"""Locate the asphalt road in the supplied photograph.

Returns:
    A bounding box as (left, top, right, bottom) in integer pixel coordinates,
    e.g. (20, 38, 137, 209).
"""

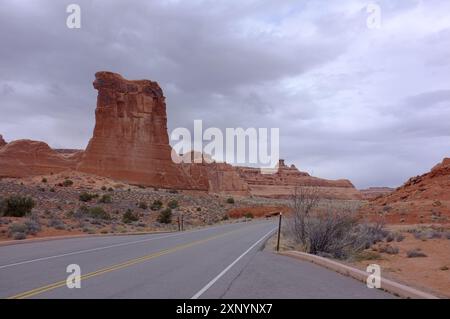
(0, 220, 393, 299)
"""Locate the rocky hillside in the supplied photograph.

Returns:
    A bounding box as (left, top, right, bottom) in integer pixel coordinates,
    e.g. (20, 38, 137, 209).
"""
(361, 158, 450, 224)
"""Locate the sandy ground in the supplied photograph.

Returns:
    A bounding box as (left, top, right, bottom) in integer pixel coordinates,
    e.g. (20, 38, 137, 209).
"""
(349, 227, 450, 298)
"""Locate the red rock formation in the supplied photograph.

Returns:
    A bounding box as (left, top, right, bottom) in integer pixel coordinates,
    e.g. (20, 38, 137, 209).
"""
(180, 151, 249, 195)
(236, 160, 362, 200)
(0, 135, 6, 148)
(0, 140, 74, 178)
(361, 158, 450, 224)
(359, 187, 394, 200)
(77, 71, 203, 190)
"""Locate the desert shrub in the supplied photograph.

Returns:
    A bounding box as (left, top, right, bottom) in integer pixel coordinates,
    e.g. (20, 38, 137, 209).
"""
(222, 215, 229, 221)
(287, 187, 389, 259)
(8, 223, 28, 236)
(157, 208, 172, 224)
(407, 248, 427, 258)
(395, 233, 405, 242)
(48, 216, 66, 229)
(62, 179, 73, 187)
(151, 200, 163, 211)
(13, 232, 27, 240)
(122, 209, 139, 224)
(98, 194, 112, 204)
(41, 178, 48, 183)
(24, 219, 41, 235)
(354, 251, 381, 262)
(386, 233, 395, 242)
(0, 195, 35, 217)
(49, 188, 55, 192)
(108, 187, 114, 192)
(197, 207, 201, 212)
(244, 212, 254, 219)
(226, 197, 235, 204)
(168, 200, 179, 209)
(79, 192, 98, 202)
(378, 244, 399, 255)
(101, 186, 107, 191)
(138, 201, 148, 210)
(88, 207, 110, 220)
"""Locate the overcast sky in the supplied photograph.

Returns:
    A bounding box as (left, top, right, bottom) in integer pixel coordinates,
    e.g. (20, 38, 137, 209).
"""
(1, 0, 449, 189)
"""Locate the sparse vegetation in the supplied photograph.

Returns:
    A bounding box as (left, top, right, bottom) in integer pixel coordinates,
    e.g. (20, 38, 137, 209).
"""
(226, 197, 235, 204)
(79, 192, 98, 202)
(407, 248, 427, 258)
(0, 195, 35, 217)
(88, 206, 110, 220)
(138, 201, 148, 209)
(157, 208, 172, 224)
(98, 194, 112, 204)
(151, 200, 163, 211)
(62, 179, 74, 187)
(244, 212, 254, 219)
(41, 178, 47, 183)
(287, 187, 389, 259)
(168, 199, 179, 209)
(122, 209, 139, 224)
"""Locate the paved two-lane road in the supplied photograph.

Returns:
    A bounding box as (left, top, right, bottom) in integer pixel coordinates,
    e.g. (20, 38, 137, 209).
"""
(0, 221, 393, 298)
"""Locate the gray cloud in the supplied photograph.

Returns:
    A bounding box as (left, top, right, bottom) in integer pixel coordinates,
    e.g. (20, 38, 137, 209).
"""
(0, 0, 449, 188)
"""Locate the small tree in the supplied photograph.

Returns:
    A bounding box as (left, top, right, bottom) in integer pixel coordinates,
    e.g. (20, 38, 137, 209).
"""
(289, 187, 320, 245)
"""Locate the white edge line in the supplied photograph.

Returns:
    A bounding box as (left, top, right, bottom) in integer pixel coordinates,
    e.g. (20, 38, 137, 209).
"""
(191, 227, 276, 299)
(0, 222, 255, 270)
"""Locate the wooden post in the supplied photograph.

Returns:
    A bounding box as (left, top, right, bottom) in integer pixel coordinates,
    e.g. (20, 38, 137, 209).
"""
(276, 212, 282, 252)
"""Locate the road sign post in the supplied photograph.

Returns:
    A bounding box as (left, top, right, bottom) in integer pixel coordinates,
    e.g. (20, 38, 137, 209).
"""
(276, 212, 282, 252)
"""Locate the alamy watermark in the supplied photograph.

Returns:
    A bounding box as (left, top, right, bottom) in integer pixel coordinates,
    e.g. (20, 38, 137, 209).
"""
(366, 264, 381, 289)
(66, 264, 81, 289)
(170, 120, 280, 174)
(66, 4, 81, 29)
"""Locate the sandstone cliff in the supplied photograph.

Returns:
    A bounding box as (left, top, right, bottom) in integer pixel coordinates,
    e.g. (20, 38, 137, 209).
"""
(0, 140, 74, 178)
(77, 71, 203, 190)
(361, 158, 450, 224)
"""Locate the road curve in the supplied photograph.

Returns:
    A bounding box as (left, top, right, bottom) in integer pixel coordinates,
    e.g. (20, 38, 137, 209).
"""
(0, 221, 393, 299)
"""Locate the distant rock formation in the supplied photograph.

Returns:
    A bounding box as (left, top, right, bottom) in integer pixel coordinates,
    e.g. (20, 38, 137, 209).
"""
(361, 158, 450, 224)
(236, 159, 362, 200)
(77, 71, 204, 190)
(0, 140, 74, 178)
(0, 135, 6, 148)
(359, 187, 394, 200)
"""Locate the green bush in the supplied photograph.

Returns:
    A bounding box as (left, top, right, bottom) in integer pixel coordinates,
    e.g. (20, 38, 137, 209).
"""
(138, 201, 148, 209)
(151, 200, 163, 211)
(244, 212, 254, 219)
(79, 192, 98, 202)
(226, 197, 235, 204)
(0, 195, 35, 217)
(122, 209, 139, 224)
(88, 207, 110, 220)
(62, 179, 73, 187)
(168, 200, 179, 209)
(157, 208, 172, 224)
(98, 194, 112, 204)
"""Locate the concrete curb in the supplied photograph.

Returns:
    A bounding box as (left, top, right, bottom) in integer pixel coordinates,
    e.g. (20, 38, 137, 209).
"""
(0, 230, 175, 247)
(279, 250, 439, 299)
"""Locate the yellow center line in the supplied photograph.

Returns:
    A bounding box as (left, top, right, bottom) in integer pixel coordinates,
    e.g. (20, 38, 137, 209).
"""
(7, 224, 258, 299)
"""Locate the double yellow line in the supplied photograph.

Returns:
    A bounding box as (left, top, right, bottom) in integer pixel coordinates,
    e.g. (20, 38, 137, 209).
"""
(7, 226, 246, 299)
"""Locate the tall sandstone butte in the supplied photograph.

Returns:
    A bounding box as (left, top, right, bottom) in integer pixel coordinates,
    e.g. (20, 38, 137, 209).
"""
(77, 71, 206, 190)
